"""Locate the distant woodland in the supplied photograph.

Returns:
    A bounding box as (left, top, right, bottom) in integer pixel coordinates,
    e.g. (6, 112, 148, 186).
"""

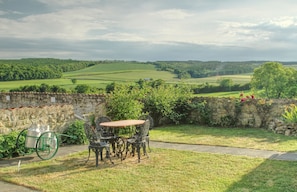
(0, 58, 99, 81)
(154, 61, 259, 78)
(1, 58, 297, 81)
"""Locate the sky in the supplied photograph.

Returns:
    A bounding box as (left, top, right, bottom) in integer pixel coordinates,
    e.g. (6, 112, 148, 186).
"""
(1, 0, 297, 61)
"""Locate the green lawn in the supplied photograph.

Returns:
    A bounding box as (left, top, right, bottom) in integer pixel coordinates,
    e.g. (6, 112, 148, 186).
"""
(1, 125, 297, 191)
(150, 125, 297, 152)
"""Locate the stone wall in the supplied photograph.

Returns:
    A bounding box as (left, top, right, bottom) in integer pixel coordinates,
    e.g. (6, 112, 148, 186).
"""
(1, 92, 297, 136)
(0, 105, 74, 134)
(0, 92, 107, 134)
(0, 92, 106, 115)
(190, 97, 297, 134)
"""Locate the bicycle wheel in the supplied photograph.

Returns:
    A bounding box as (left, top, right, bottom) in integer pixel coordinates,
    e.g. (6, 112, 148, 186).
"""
(36, 131, 58, 160)
(15, 128, 35, 155)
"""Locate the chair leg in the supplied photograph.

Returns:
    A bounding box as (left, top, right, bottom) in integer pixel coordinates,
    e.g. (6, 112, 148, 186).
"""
(115, 137, 125, 161)
(110, 141, 116, 155)
(131, 144, 136, 156)
(105, 147, 114, 164)
(144, 143, 149, 159)
(86, 147, 91, 163)
(100, 150, 103, 161)
(143, 143, 146, 156)
(95, 148, 99, 167)
(137, 144, 141, 163)
(146, 137, 151, 152)
(124, 142, 130, 160)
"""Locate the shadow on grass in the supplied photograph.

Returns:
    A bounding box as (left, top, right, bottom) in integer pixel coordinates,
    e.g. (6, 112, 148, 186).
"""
(0, 156, 35, 168)
(225, 156, 297, 191)
(15, 154, 118, 177)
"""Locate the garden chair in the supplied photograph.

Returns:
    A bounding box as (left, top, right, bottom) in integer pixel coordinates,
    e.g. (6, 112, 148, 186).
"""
(139, 114, 154, 152)
(95, 116, 124, 160)
(95, 116, 116, 141)
(125, 120, 150, 163)
(84, 122, 113, 167)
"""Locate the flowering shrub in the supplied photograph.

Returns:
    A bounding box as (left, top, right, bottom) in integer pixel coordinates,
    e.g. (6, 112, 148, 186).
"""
(282, 104, 297, 123)
(239, 92, 255, 102)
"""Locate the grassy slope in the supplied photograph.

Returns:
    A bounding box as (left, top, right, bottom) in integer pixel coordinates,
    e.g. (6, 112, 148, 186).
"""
(0, 62, 177, 91)
(0, 62, 252, 94)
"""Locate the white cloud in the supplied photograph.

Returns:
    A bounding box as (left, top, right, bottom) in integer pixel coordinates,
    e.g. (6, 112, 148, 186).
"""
(268, 17, 297, 28)
(0, 7, 107, 40)
(1, 0, 297, 61)
(151, 9, 192, 20)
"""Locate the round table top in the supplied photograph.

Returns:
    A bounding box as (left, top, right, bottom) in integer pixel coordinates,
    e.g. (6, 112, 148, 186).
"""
(99, 119, 145, 127)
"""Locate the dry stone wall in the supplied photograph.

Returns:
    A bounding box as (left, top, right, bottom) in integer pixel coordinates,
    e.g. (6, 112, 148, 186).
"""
(1, 92, 297, 136)
(0, 92, 106, 115)
(0, 105, 74, 134)
(0, 92, 107, 134)
(190, 97, 297, 135)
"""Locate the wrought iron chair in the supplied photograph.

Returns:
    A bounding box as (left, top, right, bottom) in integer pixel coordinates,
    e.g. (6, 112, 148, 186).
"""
(139, 114, 154, 130)
(84, 122, 113, 167)
(139, 114, 154, 152)
(95, 116, 125, 161)
(125, 120, 150, 163)
(95, 116, 115, 140)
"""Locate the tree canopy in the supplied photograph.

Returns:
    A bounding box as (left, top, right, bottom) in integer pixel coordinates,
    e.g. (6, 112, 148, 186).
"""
(251, 62, 297, 98)
(0, 58, 96, 81)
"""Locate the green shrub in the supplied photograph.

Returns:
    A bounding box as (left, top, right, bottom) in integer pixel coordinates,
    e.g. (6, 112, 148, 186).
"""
(188, 99, 212, 125)
(106, 84, 144, 120)
(0, 131, 20, 158)
(62, 120, 87, 145)
(282, 104, 297, 123)
(106, 81, 193, 126)
(143, 85, 192, 125)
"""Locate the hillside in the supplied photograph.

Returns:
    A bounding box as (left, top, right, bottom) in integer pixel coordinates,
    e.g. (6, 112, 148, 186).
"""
(1, 59, 295, 92)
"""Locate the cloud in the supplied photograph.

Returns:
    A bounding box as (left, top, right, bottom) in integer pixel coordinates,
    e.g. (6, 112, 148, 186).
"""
(1, 0, 297, 61)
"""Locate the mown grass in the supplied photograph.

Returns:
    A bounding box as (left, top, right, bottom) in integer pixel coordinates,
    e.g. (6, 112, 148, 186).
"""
(2, 149, 297, 192)
(150, 125, 297, 152)
(1, 125, 297, 191)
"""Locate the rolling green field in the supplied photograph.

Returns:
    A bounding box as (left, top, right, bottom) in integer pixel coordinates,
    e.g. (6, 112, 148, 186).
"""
(180, 74, 252, 85)
(0, 62, 252, 92)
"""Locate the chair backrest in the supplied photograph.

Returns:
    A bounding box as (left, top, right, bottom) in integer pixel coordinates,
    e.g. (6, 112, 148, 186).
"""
(139, 114, 154, 130)
(95, 116, 113, 136)
(84, 123, 98, 144)
(135, 120, 150, 142)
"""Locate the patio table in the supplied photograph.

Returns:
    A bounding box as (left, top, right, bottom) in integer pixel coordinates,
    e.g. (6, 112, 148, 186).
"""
(99, 119, 145, 128)
(99, 119, 145, 160)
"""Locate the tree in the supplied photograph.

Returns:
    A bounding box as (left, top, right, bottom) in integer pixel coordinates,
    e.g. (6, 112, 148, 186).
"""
(75, 84, 90, 93)
(217, 78, 233, 91)
(106, 82, 116, 93)
(39, 83, 51, 92)
(251, 62, 293, 98)
(71, 79, 77, 84)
